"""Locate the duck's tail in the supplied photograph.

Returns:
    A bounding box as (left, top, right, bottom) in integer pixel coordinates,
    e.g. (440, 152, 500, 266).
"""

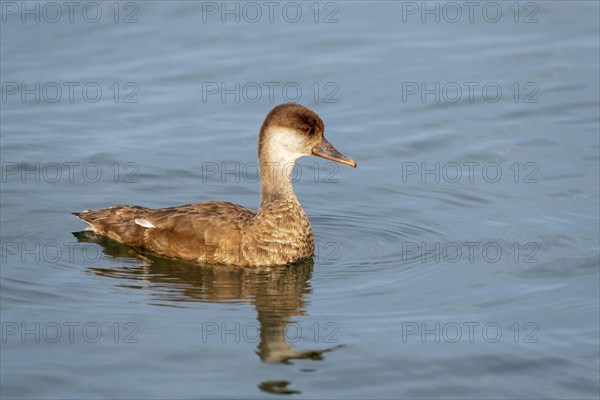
(72, 206, 148, 246)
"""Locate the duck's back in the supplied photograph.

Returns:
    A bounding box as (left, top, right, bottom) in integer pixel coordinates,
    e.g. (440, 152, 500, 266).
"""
(75, 202, 256, 264)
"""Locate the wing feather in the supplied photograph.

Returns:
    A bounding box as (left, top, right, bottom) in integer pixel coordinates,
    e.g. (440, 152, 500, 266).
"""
(75, 202, 256, 264)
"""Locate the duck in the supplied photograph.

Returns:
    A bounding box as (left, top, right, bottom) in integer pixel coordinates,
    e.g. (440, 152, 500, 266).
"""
(73, 103, 356, 267)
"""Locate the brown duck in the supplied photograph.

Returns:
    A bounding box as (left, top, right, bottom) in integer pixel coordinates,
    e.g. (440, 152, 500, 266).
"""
(73, 103, 356, 267)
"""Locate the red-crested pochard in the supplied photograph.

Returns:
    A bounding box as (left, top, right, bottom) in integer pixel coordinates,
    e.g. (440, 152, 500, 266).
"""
(74, 103, 356, 266)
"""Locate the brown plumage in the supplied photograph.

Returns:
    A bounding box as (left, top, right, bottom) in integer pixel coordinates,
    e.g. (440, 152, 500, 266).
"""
(74, 103, 356, 267)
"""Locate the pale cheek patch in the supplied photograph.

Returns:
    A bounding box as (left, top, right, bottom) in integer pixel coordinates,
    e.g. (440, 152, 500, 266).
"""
(134, 218, 155, 228)
(267, 128, 306, 162)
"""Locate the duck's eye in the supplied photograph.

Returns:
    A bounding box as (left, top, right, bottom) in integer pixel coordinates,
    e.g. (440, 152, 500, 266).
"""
(301, 125, 311, 133)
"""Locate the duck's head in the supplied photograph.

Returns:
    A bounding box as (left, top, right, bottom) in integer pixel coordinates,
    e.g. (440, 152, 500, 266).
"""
(258, 103, 356, 168)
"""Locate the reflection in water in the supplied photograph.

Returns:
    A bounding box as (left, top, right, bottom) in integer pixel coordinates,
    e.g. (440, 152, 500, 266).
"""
(258, 380, 301, 395)
(74, 231, 344, 394)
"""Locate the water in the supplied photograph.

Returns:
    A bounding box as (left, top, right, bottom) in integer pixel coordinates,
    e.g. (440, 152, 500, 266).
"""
(1, 1, 599, 398)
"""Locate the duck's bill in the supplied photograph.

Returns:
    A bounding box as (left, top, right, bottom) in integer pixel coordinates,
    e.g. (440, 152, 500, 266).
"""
(312, 138, 357, 168)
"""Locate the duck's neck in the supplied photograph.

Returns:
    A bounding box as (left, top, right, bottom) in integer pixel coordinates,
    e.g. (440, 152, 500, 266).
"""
(258, 156, 299, 210)
(256, 126, 307, 212)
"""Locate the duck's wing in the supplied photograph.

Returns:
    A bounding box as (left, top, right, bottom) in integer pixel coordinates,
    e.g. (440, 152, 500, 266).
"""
(74, 202, 256, 264)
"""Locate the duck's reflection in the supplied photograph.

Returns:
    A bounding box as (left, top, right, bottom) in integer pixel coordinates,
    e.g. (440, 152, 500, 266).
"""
(74, 231, 342, 393)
